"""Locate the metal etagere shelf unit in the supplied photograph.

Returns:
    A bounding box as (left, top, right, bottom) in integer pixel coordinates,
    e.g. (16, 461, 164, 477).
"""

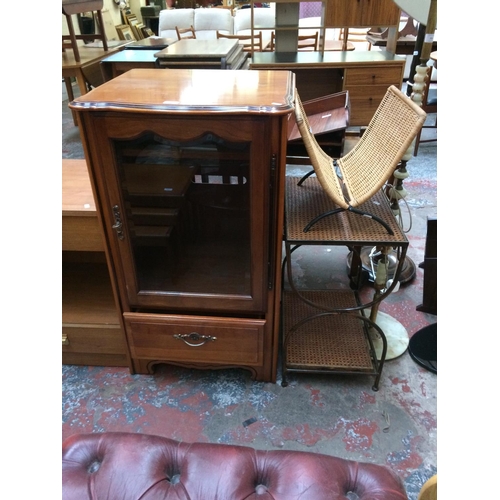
(281, 176, 408, 390)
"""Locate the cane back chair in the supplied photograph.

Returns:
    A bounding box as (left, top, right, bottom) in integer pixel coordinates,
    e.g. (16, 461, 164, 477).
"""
(294, 85, 426, 234)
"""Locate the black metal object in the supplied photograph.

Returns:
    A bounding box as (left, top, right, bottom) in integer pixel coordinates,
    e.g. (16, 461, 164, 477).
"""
(408, 323, 437, 373)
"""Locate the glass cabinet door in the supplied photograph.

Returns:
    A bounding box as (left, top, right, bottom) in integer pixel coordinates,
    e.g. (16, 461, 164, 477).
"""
(95, 115, 274, 313)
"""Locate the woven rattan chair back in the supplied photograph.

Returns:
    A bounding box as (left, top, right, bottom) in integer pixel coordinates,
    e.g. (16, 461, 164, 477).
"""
(294, 85, 426, 232)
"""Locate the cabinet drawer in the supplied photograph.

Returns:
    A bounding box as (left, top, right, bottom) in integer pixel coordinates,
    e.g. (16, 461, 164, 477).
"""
(347, 86, 392, 125)
(344, 66, 403, 87)
(62, 325, 128, 366)
(62, 325, 126, 354)
(124, 312, 265, 366)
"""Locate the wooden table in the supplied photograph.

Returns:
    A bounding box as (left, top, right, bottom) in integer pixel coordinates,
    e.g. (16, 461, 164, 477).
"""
(366, 34, 437, 55)
(63, 44, 131, 98)
(124, 37, 176, 50)
(101, 50, 159, 82)
(63, 44, 129, 124)
(155, 39, 248, 69)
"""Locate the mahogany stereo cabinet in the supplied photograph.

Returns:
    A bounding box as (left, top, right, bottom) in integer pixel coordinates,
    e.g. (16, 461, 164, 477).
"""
(69, 69, 294, 382)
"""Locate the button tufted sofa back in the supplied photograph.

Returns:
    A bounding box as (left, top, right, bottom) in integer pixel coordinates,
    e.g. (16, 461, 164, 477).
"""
(62, 432, 408, 499)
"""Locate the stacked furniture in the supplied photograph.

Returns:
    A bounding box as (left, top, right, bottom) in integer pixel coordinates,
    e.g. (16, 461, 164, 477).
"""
(155, 38, 249, 69)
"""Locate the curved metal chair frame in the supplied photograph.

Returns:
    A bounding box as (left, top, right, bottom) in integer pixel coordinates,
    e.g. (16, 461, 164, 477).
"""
(294, 85, 426, 234)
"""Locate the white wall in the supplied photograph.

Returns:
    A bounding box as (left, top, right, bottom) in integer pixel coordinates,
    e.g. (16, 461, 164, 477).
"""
(62, 0, 147, 41)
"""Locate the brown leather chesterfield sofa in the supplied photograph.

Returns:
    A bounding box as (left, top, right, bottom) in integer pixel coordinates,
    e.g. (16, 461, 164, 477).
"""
(62, 432, 408, 499)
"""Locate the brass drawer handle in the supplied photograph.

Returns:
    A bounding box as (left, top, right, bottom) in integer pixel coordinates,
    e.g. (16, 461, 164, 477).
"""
(173, 332, 217, 347)
(62, 334, 69, 346)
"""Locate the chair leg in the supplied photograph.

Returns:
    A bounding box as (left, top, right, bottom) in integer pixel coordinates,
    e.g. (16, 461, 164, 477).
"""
(64, 13, 80, 62)
(95, 9, 108, 51)
(413, 130, 422, 156)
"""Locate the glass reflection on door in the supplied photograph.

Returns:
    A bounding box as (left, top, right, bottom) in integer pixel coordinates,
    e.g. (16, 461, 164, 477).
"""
(114, 132, 251, 297)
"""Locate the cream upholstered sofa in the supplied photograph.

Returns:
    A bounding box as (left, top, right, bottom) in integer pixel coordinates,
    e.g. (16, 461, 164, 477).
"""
(158, 6, 344, 50)
(158, 5, 276, 46)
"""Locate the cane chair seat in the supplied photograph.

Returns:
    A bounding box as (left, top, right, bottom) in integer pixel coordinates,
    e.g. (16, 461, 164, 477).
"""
(294, 85, 426, 233)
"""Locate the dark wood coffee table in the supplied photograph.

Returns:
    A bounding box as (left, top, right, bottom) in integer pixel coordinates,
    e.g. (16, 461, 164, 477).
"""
(155, 39, 248, 69)
(124, 37, 177, 50)
(101, 50, 159, 82)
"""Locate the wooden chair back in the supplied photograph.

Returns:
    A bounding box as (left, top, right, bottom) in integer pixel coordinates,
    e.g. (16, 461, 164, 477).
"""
(413, 64, 437, 155)
(216, 31, 263, 52)
(270, 32, 319, 51)
(175, 25, 196, 40)
(339, 27, 371, 51)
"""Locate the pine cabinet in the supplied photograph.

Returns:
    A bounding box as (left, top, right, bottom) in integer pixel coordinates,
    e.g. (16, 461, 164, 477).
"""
(69, 68, 294, 382)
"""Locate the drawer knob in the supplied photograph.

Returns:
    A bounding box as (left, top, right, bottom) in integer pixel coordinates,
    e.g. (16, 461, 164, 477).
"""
(174, 332, 217, 347)
(62, 334, 70, 346)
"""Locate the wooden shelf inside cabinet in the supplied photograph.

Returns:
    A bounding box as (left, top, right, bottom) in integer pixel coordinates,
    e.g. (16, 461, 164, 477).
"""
(62, 159, 128, 367)
(62, 260, 128, 367)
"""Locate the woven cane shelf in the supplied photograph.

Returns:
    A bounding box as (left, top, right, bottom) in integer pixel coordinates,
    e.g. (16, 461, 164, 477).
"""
(281, 176, 408, 390)
(285, 176, 407, 246)
(283, 290, 375, 372)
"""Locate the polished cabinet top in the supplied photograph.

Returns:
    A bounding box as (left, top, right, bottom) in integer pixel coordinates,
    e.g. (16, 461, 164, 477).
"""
(70, 69, 295, 115)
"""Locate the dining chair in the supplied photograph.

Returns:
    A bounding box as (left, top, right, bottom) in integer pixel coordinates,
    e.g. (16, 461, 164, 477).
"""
(339, 27, 371, 51)
(175, 25, 196, 40)
(293, 85, 426, 233)
(216, 31, 263, 52)
(270, 32, 319, 51)
(413, 65, 437, 156)
(62, 0, 108, 63)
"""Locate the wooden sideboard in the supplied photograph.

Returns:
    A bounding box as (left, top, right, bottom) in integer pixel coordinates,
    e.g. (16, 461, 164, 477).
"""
(249, 50, 405, 126)
(68, 69, 294, 382)
(62, 159, 129, 368)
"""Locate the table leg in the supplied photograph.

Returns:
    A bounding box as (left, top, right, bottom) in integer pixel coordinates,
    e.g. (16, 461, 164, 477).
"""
(64, 77, 74, 102)
(95, 9, 109, 52)
(74, 68, 89, 97)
